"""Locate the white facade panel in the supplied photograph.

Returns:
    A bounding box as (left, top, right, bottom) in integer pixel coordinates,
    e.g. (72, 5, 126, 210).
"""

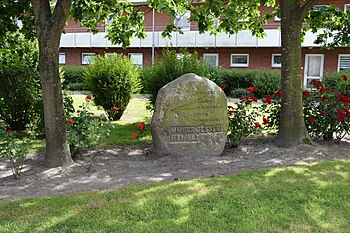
(195, 32, 216, 47)
(236, 31, 258, 47)
(258, 30, 281, 47)
(60, 29, 331, 48)
(215, 33, 236, 47)
(75, 33, 92, 47)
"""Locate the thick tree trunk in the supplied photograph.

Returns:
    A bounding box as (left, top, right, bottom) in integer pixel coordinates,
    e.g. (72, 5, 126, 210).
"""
(32, 0, 74, 167)
(39, 41, 73, 167)
(274, 0, 312, 147)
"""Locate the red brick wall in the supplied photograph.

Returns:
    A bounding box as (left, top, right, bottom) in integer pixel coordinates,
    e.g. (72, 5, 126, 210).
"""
(60, 46, 350, 75)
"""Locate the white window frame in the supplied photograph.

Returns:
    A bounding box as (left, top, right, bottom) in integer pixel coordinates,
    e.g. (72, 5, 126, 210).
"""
(345, 4, 350, 12)
(59, 53, 66, 65)
(271, 54, 281, 68)
(230, 54, 249, 67)
(338, 54, 350, 71)
(203, 53, 219, 67)
(304, 54, 324, 89)
(175, 10, 191, 31)
(128, 53, 143, 68)
(82, 53, 96, 65)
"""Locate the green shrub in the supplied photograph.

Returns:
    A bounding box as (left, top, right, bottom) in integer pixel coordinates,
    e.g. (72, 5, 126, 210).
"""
(62, 66, 86, 90)
(0, 48, 42, 130)
(324, 71, 350, 97)
(84, 54, 139, 120)
(66, 98, 111, 155)
(229, 88, 250, 98)
(216, 69, 281, 99)
(141, 49, 216, 106)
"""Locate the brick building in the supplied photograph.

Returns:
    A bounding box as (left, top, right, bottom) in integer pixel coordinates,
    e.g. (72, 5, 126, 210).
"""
(59, 0, 350, 88)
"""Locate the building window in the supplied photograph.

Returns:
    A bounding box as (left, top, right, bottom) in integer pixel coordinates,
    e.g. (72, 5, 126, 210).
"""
(175, 10, 191, 30)
(313, 5, 328, 12)
(345, 4, 350, 12)
(59, 53, 66, 65)
(203, 54, 219, 67)
(272, 54, 281, 68)
(338, 54, 350, 71)
(128, 53, 143, 68)
(230, 54, 249, 67)
(106, 52, 118, 59)
(82, 53, 96, 65)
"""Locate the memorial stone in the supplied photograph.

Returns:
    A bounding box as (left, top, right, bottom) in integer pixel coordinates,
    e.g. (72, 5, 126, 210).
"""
(151, 73, 228, 156)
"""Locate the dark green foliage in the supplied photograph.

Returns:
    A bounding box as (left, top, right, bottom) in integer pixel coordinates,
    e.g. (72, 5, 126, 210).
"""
(141, 49, 215, 106)
(0, 36, 41, 130)
(216, 69, 281, 99)
(324, 71, 350, 97)
(62, 66, 86, 91)
(84, 54, 139, 120)
(229, 88, 250, 98)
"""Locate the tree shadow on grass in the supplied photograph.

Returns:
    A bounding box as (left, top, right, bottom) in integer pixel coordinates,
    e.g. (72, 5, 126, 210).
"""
(1, 159, 350, 232)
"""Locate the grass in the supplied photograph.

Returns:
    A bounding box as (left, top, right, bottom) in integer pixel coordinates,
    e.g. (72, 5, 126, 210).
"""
(1, 159, 350, 232)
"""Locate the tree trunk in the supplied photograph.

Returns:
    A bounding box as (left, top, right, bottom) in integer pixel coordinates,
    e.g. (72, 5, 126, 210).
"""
(274, 0, 312, 147)
(39, 41, 73, 167)
(32, 0, 74, 167)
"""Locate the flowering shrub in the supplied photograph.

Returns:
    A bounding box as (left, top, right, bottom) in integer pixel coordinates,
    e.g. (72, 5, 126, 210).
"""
(0, 128, 28, 179)
(227, 90, 263, 147)
(66, 97, 112, 155)
(303, 78, 350, 140)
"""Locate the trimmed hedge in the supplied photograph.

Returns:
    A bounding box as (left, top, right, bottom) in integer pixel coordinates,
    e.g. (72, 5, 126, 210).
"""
(324, 71, 350, 97)
(61, 66, 86, 91)
(216, 69, 281, 99)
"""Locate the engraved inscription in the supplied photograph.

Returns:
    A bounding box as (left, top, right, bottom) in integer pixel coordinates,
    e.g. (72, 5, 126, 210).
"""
(168, 125, 224, 144)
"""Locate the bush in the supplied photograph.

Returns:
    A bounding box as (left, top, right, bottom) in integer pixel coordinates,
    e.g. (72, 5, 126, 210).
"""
(84, 54, 139, 120)
(62, 66, 86, 91)
(324, 71, 350, 97)
(141, 49, 216, 106)
(0, 127, 28, 179)
(216, 69, 281, 99)
(0, 47, 42, 130)
(303, 77, 350, 140)
(66, 98, 112, 155)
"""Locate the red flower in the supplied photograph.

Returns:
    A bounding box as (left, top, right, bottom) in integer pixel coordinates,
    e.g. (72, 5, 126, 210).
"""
(321, 111, 328, 115)
(263, 117, 269, 125)
(273, 89, 281, 97)
(132, 133, 138, 139)
(137, 123, 144, 130)
(342, 74, 348, 81)
(7, 129, 13, 133)
(113, 107, 119, 111)
(67, 119, 73, 125)
(86, 95, 92, 101)
(227, 106, 234, 109)
(219, 84, 226, 89)
(229, 110, 234, 115)
(254, 122, 261, 128)
(303, 91, 311, 97)
(263, 95, 272, 104)
(246, 87, 256, 93)
(321, 95, 328, 101)
(308, 116, 315, 124)
(337, 109, 346, 122)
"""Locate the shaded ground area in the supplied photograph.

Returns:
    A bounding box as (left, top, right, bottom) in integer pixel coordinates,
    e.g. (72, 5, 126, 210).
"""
(1, 135, 350, 200)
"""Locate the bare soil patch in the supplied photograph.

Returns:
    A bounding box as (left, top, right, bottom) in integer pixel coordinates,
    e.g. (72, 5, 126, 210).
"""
(1, 135, 350, 200)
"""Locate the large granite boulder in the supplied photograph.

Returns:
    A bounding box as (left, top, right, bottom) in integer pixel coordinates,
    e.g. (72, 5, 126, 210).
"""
(151, 73, 228, 156)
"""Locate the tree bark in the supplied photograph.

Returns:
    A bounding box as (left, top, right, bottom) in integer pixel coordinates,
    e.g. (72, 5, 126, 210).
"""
(274, 0, 316, 147)
(32, 0, 74, 167)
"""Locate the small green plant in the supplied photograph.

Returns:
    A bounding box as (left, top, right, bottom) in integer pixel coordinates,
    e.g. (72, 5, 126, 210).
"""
(0, 128, 28, 179)
(84, 54, 139, 120)
(66, 96, 112, 155)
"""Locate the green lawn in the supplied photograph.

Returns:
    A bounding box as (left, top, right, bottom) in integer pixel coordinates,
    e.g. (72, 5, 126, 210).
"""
(1, 159, 350, 232)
